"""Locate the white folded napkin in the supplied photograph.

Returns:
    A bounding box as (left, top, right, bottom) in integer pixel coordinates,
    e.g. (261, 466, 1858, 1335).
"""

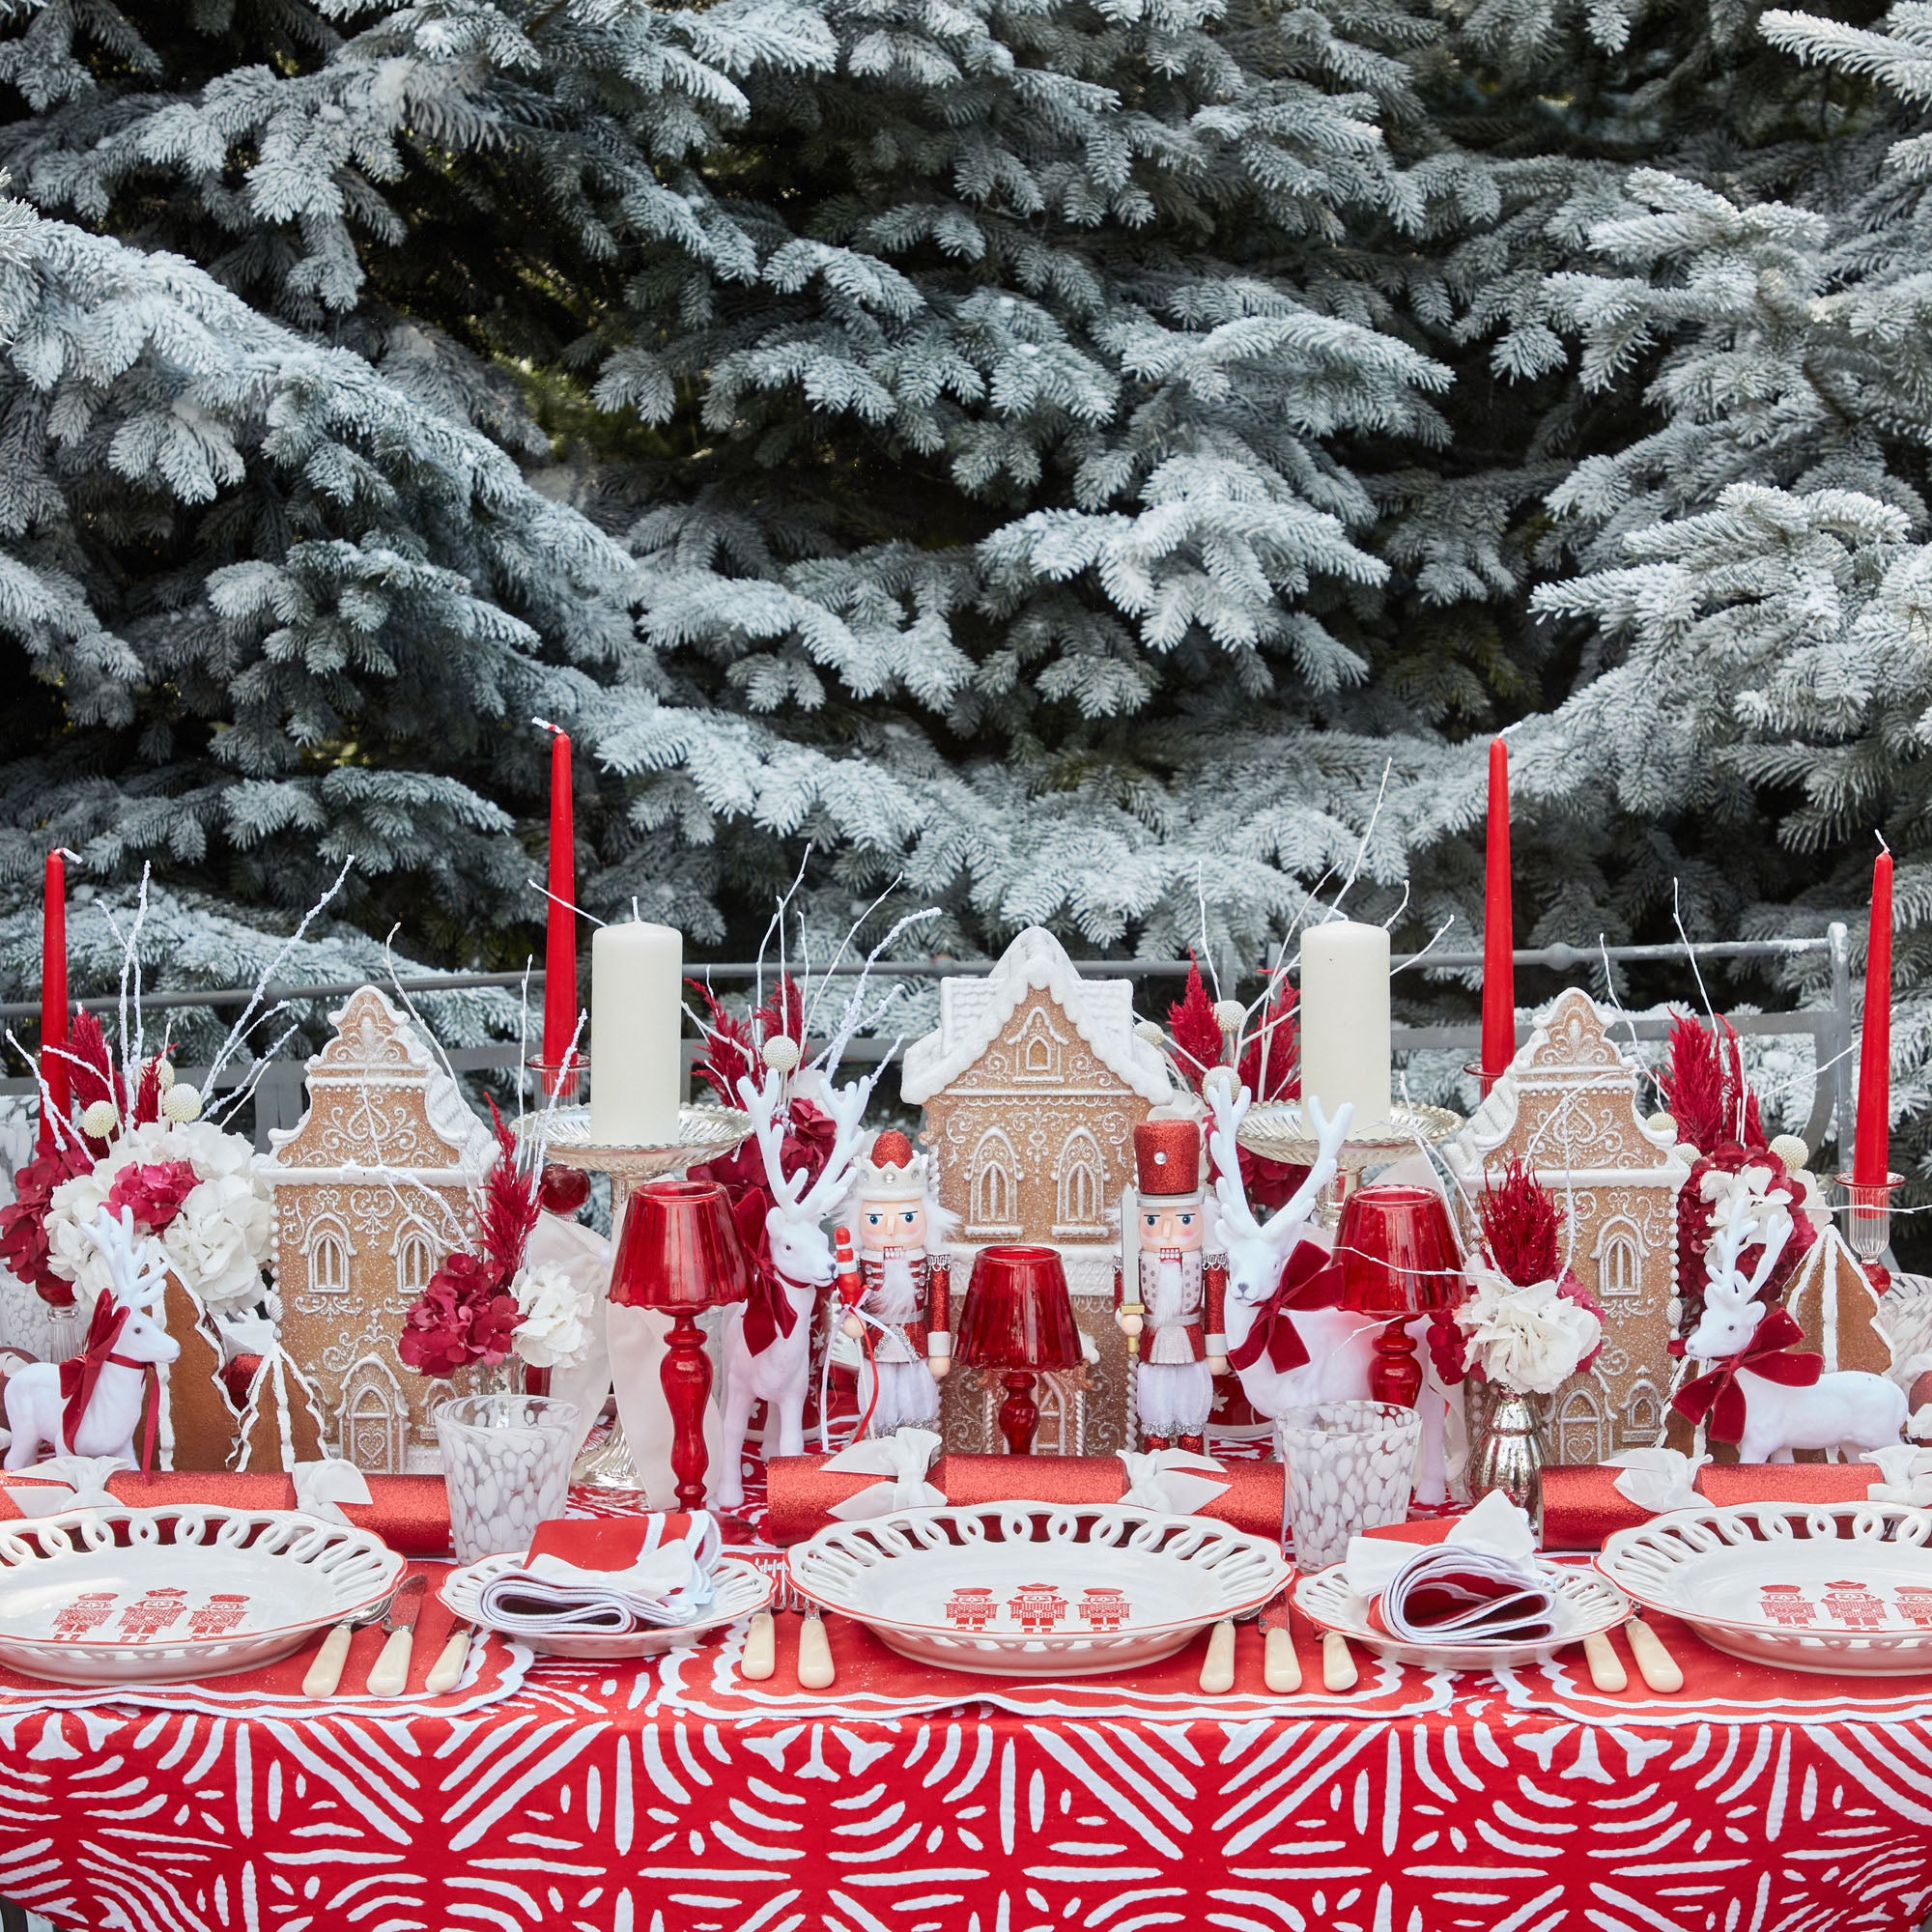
(1607, 1446, 1710, 1513)
(2, 1455, 130, 1517)
(1117, 1448, 1232, 1516)
(825, 1429, 946, 1520)
(1343, 1491, 1556, 1644)
(476, 1513, 723, 1634)
(1862, 1444, 1932, 1506)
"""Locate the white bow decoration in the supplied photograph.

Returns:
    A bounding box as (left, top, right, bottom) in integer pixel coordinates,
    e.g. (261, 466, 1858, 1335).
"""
(1117, 1448, 1232, 1517)
(1861, 1444, 1932, 1506)
(825, 1429, 946, 1520)
(1606, 1446, 1710, 1513)
(291, 1459, 374, 1524)
(4, 1455, 132, 1518)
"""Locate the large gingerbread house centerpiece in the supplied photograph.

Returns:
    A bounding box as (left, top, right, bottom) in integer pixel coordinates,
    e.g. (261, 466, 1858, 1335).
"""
(903, 927, 1174, 1453)
(1447, 987, 1691, 1463)
(266, 986, 493, 1471)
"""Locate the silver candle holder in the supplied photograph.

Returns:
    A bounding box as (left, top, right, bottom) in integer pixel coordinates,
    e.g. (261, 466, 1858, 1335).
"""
(519, 1098, 752, 1486)
(1236, 1099, 1463, 1214)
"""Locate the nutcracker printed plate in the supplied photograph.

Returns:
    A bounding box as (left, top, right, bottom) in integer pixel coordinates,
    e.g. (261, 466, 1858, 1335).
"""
(0, 1507, 404, 1685)
(439, 1552, 772, 1660)
(787, 1504, 1290, 1677)
(1599, 1502, 1932, 1673)
(1294, 1558, 1629, 1672)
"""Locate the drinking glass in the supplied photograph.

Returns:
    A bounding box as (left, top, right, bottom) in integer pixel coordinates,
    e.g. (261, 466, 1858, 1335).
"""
(437, 1393, 581, 1563)
(1276, 1400, 1420, 1571)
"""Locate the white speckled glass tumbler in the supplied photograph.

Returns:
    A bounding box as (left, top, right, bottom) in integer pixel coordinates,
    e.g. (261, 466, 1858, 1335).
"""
(1277, 1401, 1421, 1572)
(437, 1394, 581, 1563)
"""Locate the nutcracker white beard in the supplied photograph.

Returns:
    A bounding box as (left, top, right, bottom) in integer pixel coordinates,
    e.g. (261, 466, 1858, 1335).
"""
(1146, 1252, 1199, 1367)
(872, 1250, 918, 1318)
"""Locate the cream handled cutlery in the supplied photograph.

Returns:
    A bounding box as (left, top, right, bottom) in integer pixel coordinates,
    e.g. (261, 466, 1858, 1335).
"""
(302, 1622, 355, 1699)
(365, 1576, 427, 1698)
(423, 1620, 473, 1696)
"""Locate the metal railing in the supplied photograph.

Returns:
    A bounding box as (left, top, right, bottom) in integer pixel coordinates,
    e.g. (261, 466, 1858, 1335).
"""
(0, 927, 1858, 1156)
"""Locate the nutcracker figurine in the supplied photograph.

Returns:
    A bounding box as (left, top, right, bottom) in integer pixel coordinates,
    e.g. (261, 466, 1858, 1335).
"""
(838, 1130, 956, 1435)
(1114, 1118, 1229, 1452)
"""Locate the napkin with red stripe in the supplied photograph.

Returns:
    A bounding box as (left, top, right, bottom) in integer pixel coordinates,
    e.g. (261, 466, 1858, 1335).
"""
(1343, 1492, 1556, 1644)
(474, 1512, 722, 1634)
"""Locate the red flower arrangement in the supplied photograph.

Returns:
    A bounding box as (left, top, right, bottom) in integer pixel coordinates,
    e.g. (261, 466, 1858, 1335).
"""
(395, 1103, 544, 1378)
(1431, 1159, 1605, 1384)
(0, 1142, 92, 1307)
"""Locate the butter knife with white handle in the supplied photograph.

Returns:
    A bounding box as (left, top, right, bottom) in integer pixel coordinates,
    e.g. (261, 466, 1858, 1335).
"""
(302, 1622, 355, 1699)
(365, 1576, 427, 1698)
(423, 1622, 472, 1696)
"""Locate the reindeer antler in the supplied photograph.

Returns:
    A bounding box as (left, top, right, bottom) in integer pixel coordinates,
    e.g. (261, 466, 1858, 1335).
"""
(83, 1205, 171, 1311)
(1263, 1094, 1353, 1245)
(735, 1064, 881, 1221)
(1206, 1082, 1352, 1253)
(1705, 1191, 1793, 1308)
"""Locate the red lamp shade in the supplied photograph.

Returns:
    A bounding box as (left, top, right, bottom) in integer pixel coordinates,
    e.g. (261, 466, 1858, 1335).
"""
(957, 1246, 1082, 1372)
(611, 1179, 750, 1311)
(1336, 1184, 1463, 1411)
(1337, 1185, 1463, 1315)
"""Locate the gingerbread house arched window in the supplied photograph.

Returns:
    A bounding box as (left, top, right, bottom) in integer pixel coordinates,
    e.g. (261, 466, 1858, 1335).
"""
(967, 1127, 1021, 1238)
(1553, 1381, 1605, 1464)
(1054, 1127, 1106, 1237)
(306, 1216, 353, 1295)
(339, 1356, 406, 1473)
(1009, 1007, 1065, 1083)
(395, 1227, 435, 1297)
(1623, 1378, 1663, 1447)
(1594, 1217, 1644, 1301)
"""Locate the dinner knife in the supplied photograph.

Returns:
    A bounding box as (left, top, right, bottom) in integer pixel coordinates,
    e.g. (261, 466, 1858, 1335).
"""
(423, 1621, 473, 1696)
(364, 1575, 427, 1697)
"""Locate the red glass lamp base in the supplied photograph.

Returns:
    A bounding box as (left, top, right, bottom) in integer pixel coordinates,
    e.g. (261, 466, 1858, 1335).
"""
(997, 1371, 1041, 1456)
(659, 1310, 715, 1513)
(1369, 1322, 1423, 1408)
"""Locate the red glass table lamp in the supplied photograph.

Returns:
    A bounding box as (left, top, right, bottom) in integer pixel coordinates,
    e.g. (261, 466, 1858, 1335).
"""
(611, 1179, 749, 1511)
(956, 1245, 1083, 1454)
(1336, 1184, 1463, 1407)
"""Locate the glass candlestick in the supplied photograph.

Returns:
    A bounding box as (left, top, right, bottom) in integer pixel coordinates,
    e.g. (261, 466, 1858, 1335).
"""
(1836, 1171, 1902, 1264)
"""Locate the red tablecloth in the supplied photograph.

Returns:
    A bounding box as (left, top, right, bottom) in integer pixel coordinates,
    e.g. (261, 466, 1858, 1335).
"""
(6, 1465, 1932, 1931)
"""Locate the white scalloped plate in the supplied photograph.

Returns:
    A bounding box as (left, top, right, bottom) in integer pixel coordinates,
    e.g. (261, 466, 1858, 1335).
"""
(1295, 1558, 1629, 1671)
(787, 1503, 1291, 1677)
(439, 1552, 772, 1659)
(1599, 1501, 1932, 1674)
(0, 1507, 405, 1685)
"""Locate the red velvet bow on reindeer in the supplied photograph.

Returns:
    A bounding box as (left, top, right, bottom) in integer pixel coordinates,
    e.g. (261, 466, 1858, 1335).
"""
(1226, 1241, 1346, 1375)
(1671, 1307, 1822, 1446)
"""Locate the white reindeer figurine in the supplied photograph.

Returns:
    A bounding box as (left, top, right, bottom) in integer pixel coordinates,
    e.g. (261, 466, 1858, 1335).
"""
(712, 1065, 877, 1510)
(1683, 1192, 1907, 1463)
(5, 1207, 180, 1468)
(1205, 1076, 1377, 1414)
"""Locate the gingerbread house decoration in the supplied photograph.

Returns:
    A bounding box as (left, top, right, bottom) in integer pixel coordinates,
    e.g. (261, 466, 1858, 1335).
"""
(265, 986, 492, 1472)
(902, 927, 1174, 1454)
(1447, 987, 1691, 1463)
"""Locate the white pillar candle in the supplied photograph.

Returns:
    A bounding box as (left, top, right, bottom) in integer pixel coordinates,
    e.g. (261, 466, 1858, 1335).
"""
(590, 922, 684, 1146)
(1298, 919, 1390, 1126)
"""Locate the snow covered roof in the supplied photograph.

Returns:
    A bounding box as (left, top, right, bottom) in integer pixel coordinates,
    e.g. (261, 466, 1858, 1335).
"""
(901, 927, 1174, 1105)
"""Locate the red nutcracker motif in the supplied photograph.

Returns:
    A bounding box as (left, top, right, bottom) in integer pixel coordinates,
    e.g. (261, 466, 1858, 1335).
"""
(1820, 1579, 1889, 1629)
(1114, 1119, 1228, 1452)
(1079, 1587, 1131, 1632)
(51, 1591, 118, 1638)
(1755, 1583, 1817, 1627)
(838, 1132, 958, 1437)
(1008, 1582, 1068, 1633)
(117, 1588, 188, 1639)
(1893, 1587, 1932, 1629)
(945, 1586, 998, 1631)
(187, 1594, 251, 1637)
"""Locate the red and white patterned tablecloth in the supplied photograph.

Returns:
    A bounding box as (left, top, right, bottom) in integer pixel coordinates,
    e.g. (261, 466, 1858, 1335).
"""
(5, 1474, 1932, 1932)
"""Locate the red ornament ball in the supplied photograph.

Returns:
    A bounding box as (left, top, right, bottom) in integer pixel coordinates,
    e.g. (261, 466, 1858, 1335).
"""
(540, 1164, 592, 1216)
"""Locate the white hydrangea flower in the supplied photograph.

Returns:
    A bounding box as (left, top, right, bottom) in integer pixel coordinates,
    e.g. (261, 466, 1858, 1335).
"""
(510, 1260, 595, 1370)
(1455, 1270, 1602, 1396)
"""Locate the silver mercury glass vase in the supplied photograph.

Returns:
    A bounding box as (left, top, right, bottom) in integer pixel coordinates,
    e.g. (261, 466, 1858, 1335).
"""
(1469, 1388, 1548, 1531)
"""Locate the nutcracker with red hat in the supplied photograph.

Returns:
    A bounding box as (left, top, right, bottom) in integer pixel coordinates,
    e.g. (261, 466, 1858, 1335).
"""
(838, 1130, 959, 1435)
(1114, 1118, 1229, 1452)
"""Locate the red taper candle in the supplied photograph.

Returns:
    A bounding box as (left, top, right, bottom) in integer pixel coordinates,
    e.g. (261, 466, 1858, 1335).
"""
(1480, 736, 1514, 1096)
(1854, 847, 1893, 1185)
(541, 726, 579, 1090)
(39, 850, 67, 1151)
